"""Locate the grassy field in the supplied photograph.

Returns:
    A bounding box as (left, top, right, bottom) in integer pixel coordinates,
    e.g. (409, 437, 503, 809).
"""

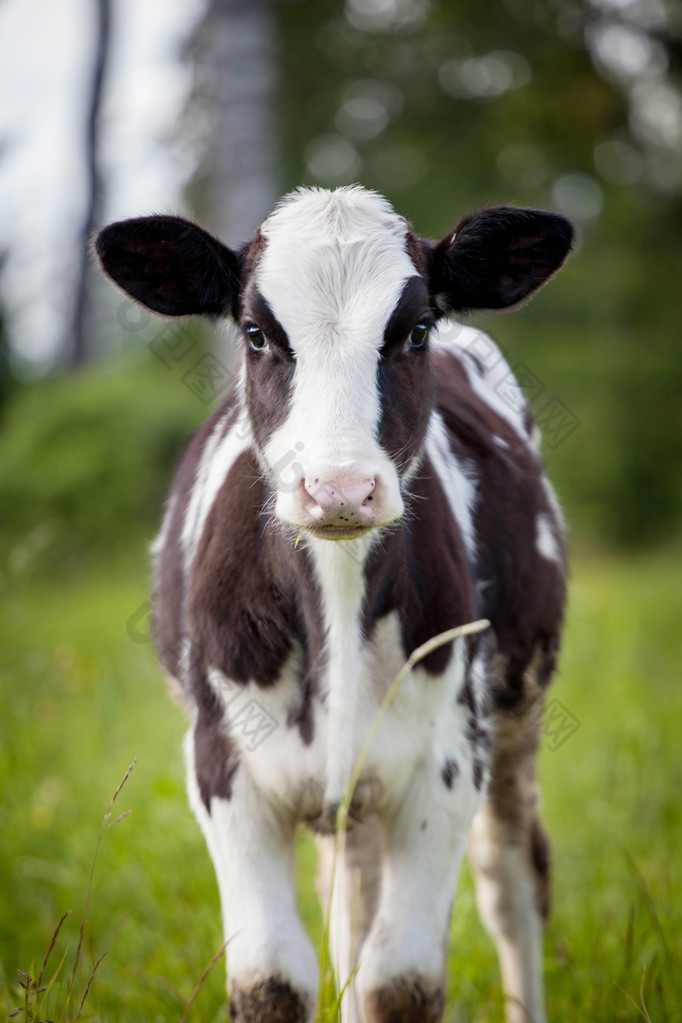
(0, 546, 680, 1022)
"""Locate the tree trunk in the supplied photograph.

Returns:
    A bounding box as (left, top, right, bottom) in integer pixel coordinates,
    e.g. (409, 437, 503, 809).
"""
(191, 0, 279, 247)
(68, 0, 111, 366)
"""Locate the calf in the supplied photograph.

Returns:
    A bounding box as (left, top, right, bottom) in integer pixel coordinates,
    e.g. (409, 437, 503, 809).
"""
(97, 186, 572, 1023)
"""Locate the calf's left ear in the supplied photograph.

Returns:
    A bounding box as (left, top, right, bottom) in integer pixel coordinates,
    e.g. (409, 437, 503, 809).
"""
(95, 215, 241, 318)
(429, 206, 574, 314)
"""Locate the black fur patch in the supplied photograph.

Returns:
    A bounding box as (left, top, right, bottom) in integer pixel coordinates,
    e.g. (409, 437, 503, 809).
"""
(364, 974, 445, 1023)
(187, 451, 315, 687)
(441, 758, 460, 790)
(229, 975, 311, 1023)
(472, 757, 485, 792)
(193, 702, 239, 811)
(362, 457, 477, 675)
(530, 817, 552, 922)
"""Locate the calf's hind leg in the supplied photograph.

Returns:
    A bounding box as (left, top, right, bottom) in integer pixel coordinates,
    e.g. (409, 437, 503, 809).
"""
(468, 685, 550, 1023)
(315, 816, 383, 1023)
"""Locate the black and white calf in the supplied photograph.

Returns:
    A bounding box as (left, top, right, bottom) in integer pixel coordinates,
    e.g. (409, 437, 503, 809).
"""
(97, 186, 572, 1023)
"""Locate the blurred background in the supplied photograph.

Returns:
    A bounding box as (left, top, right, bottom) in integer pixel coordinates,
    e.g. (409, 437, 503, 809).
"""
(0, 1, 680, 1021)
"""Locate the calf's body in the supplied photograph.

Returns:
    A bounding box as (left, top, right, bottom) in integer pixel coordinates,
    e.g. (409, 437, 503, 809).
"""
(97, 187, 572, 1023)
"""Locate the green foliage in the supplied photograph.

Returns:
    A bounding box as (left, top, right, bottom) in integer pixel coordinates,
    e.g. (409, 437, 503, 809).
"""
(0, 287, 13, 415)
(0, 552, 680, 1020)
(0, 346, 207, 572)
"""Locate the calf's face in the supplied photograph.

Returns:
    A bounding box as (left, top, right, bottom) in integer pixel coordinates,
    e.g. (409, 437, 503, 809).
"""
(96, 187, 572, 540)
(242, 190, 434, 538)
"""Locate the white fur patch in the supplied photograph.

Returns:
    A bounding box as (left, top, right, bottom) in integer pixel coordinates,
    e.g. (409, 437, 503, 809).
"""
(535, 512, 561, 565)
(150, 492, 176, 564)
(542, 476, 565, 534)
(181, 409, 252, 577)
(424, 410, 478, 561)
(308, 537, 374, 812)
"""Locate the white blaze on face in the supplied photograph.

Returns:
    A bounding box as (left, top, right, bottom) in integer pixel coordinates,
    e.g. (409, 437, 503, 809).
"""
(255, 187, 419, 528)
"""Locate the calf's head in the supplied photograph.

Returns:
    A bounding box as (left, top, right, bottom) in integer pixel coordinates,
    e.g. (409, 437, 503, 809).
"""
(96, 187, 572, 540)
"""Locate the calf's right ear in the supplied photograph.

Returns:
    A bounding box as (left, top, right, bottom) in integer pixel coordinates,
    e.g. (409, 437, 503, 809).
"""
(95, 215, 241, 318)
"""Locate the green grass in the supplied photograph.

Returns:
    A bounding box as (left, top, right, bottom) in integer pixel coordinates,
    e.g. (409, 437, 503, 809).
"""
(0, 546, 680, 1021)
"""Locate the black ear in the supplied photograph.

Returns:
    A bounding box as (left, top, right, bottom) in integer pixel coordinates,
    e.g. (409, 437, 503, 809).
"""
(430, 206, 574, 314)
(95, 215, 241, 318)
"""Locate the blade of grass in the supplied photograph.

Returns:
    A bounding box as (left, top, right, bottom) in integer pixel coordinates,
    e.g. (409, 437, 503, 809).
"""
(615, 968, 653, 1023)
(110, 756, 138, 803)
(181, 940, 230, 1023)
(38, 950, 68, 1023)
(37, 911, 71, 992)
(75, 950, 108, 1023)
(67, 757, 137, 1012)
(639, 968, 653, 1023)
(623, 849, 673, 967)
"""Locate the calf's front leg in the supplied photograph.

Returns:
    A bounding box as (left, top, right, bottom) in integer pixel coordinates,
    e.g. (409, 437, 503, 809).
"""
(185, 721, 318, 1023)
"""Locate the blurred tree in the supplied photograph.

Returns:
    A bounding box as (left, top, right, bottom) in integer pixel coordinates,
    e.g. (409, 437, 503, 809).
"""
(67, 0, 112, 366)
(185, 0, 279, 246)
(0, 263, 13, 416)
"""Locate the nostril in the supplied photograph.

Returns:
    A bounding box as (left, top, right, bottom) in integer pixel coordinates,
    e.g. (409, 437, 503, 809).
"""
(362, 480, 376, 506)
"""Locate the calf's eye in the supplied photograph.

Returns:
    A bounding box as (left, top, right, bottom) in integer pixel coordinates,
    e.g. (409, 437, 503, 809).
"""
(408, 323, 429, 350)
(245, 325, 267, 351)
